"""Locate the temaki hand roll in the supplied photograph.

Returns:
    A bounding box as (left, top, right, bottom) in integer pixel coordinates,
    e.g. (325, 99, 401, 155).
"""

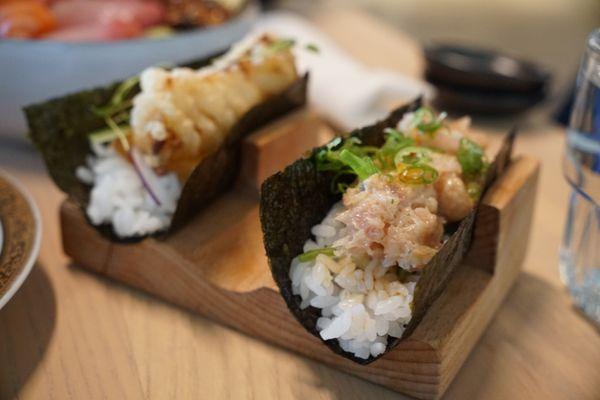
(260, 99, 515, 363)
(26, 34, 308, 240)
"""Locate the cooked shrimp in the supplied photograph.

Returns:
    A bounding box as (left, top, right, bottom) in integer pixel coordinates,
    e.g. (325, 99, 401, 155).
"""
(398, 112, 486, 155)
(434, 172, 474, 222)
(130, 34, 298, 181)
(429, 152, 462, 175)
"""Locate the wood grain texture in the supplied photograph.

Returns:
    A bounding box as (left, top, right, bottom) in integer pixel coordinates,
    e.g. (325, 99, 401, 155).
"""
(60, 105, 539, 400)
(238, 109, 335, 194)
(2, 7, 600, 400)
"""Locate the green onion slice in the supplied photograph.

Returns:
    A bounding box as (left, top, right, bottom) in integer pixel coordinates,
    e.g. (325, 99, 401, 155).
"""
(91, 76, 139, 118)
(457, 137, 486, 177)
(298, 247, 335, 262)
(338, 149, 380, 181)
(103, 117, 130, 151)
(413, 108, 447, 134)
(268, 38, 296, 53)
(383, 127, 404, 139)
(394, 146, 432, 166)
(377, 128, 414, 168)
(466, 181, 483, 200)
(89, 127, 120, 145)
(305, 43, 320, 53)
(398, 164, 439, 185)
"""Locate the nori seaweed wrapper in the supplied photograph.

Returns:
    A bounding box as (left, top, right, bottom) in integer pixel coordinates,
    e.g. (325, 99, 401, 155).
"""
(25, 52, 308, 242)
(260, 99, 516, 364)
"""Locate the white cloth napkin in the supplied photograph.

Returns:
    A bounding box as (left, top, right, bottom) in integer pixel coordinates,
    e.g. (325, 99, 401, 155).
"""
(254, 12, 433, 130)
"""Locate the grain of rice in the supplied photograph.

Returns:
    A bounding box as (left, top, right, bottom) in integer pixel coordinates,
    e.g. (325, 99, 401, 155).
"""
(80, 144, 181, 238)
(289, 200, 418, 359)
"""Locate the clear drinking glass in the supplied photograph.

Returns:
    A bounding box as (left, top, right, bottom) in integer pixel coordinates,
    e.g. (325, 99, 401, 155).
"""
(559, 29, 600, 324)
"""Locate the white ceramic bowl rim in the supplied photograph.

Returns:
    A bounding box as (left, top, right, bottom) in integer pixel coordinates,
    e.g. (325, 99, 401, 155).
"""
(0, 1, 258, 48)
(0, 1, 258, 135)
(0, 171, 42, 310)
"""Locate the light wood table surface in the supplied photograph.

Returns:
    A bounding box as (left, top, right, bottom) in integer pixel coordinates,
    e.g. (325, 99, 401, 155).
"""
(1, 8, 599, 400)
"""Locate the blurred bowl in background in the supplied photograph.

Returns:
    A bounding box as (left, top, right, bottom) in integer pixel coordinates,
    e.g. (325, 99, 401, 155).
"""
(0, 0, 259, 137)
(425, 44, 550, 93)
(430, 79, 546, 115)
(425, 43, 551, 115)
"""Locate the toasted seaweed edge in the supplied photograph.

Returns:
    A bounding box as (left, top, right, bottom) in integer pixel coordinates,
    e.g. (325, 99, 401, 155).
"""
(170, 74, 309, 231)
(25, 51, 308, 242)
(259, 99, 516, 364)
(24, 52, 223, 209)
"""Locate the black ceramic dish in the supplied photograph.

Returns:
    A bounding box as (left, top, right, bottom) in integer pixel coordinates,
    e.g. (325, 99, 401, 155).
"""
(425, 44, 550, 93)
(430, 79, 546, 115)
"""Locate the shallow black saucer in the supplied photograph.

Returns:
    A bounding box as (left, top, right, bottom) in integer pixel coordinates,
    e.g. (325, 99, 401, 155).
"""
(425, 44, 550, 93)
(430, 79, 546, 115)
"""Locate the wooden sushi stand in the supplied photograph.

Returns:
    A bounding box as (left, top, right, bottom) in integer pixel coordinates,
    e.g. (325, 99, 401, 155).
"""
(60, 107, 539, 399)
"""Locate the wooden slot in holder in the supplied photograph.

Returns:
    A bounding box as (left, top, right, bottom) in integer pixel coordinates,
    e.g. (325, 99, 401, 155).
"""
(60, 109, 540, 400)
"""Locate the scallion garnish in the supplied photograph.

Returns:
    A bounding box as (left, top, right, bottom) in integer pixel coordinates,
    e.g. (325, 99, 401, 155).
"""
(338, 149, 380, 181)
(457, 137, 486, 177)
(398, 164, 439, 185)
(91, 76, 139, 118)
(89, 127, 120, 145)
(413, 107, 447, 135)
(466, 181, 483, 200)
(377, 128, 414, 168)
(298, 247, 335, 262)
(104, 117, 130, 151)
(305, 43, 320, 53)
(394, 146, 432, 166)
(268, 38, 296, 53)
(314, 109, 462, 191)
(88, 76, 139, 150)
(316, 137, 373, 170)
(335, 181, 350, 194)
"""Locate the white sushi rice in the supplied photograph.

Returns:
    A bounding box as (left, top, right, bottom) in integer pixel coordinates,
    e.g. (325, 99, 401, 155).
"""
(290, 202, 418, 360)
(76, 143, 181, 238)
